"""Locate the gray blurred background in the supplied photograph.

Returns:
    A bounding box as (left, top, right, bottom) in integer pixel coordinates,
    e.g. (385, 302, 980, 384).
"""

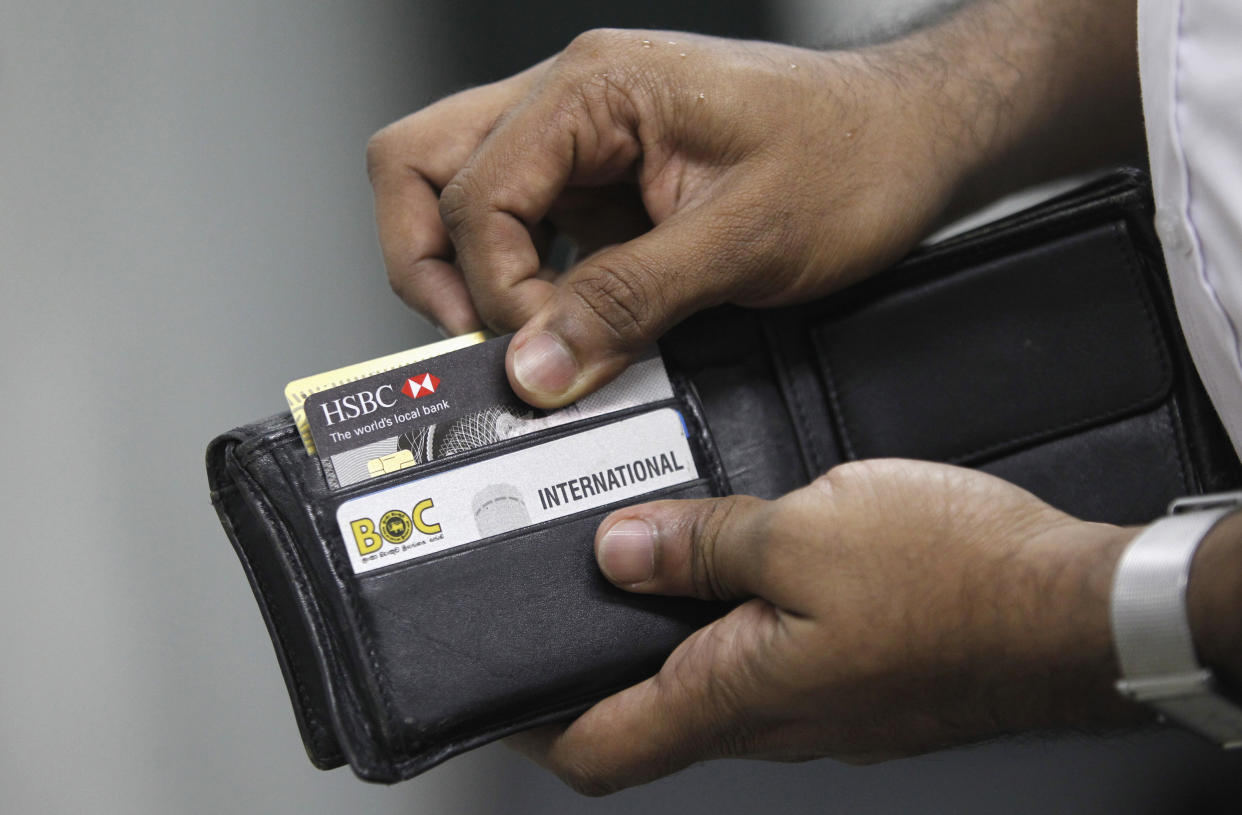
(3, 1, 1241, 813)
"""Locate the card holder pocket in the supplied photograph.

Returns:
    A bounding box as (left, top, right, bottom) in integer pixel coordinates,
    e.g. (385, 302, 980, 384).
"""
(342, 477, 721, 776)
(292, 399, 724, 777)
(324, 396, 687, 498)
(210, 379, 729, 781)
(289, 367, 726, 501)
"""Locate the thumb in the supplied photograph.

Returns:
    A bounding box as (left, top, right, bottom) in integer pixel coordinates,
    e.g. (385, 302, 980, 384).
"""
(505, 206, 751, 407)
(593, 494, 774, 602)
(513, 599, 780, 795)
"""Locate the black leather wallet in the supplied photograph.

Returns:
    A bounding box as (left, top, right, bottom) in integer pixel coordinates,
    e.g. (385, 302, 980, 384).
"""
(207, 168, 1240, 783)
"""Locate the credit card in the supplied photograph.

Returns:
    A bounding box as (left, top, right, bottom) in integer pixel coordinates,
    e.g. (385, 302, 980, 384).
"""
(302, 334, 675, 488)
(336, 407, 697, 574)
(284, 331, 490, 455)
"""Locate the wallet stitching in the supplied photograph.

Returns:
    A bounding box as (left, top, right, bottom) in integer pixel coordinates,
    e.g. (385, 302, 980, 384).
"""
(791, 358, 831, 471)
(243, 541, 341, 761)
(902, 174, 1140, 272)
(763, 316, 830, 474)
(237, 425, 301, 466)
(248, 570, 336, 754)
(1148, 270, 1199, 493)
(233, 475, 341, 761)
(815, 221, 1174, 466)
(276, 450, 408, 766)
(219, 449, 344, 765)
(811, 331, 856, 463)
(210, 444, 334, 756)
(211, 488, 328, 749)
(240, 440, 393, 773)
(672, 373, 730, 495)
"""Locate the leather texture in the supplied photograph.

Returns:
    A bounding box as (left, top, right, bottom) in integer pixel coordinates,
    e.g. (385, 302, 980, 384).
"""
(207, 168, 1240, 783)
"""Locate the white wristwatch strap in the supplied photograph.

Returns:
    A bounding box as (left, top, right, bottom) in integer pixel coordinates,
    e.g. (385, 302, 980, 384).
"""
(1110, 492, 1242, 748)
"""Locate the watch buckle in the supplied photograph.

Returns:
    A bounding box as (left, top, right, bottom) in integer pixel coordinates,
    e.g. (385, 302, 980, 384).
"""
(1168, 491, 1242, 515)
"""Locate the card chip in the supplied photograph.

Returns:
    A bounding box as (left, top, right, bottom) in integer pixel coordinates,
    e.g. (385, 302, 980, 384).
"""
(367, 450, 417, 477)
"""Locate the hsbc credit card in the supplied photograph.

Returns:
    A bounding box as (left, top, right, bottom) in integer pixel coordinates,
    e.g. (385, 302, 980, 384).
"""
(285, 331, 490, 456)
(301, 334, 674, 488)
(336, 407, 697, 574)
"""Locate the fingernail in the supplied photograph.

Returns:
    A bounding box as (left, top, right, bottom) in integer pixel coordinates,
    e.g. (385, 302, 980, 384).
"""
(512, 331, 578, 396)
(597, 519, 655, 584)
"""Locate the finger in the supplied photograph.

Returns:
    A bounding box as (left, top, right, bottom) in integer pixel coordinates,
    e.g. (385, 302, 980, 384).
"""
(504, 199, 753, 406)
(368, 124, 483, 333)
(439, 68, 643, 335)
(593, 494, 774, 602)
(526, 599, 779, 795)
(367, 69, 548, 333)
(371, 171, 483, 333)
(438, 108, 577, 333)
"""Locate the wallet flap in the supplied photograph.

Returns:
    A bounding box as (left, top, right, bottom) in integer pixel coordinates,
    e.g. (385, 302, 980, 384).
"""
(812, 220, 1172, 464)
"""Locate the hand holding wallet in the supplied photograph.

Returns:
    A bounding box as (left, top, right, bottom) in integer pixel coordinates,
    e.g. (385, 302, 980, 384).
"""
(207, 169, 1240, 782)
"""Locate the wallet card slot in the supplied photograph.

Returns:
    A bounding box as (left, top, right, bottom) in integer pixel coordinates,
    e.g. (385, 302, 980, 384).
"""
(321, 392, 709, 501)
(329, 396, 677, 498)
(349, 477, 721, 764)
(352, 475, 714, 578)
(325, 407, 708, 576)
(277, 397, 723, 776)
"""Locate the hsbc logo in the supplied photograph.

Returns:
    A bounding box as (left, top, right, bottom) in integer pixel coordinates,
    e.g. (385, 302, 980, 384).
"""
(401, 373, 440, 399)
(314, 371, 450, 432)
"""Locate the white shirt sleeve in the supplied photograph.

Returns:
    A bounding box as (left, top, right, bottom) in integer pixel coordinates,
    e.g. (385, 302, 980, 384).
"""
(1139, 0, 1242, 459)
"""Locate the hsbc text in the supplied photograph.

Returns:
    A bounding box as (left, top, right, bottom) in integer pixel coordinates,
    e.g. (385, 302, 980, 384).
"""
(319, 385, 397, 426)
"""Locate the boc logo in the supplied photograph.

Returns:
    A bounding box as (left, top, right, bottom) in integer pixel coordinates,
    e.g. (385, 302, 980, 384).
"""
(349, 498, 440, 556)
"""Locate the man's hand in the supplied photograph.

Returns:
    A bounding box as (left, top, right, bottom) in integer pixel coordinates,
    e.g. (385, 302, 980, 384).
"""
(368, 31, 962, 406)
(367, 1, 1140, 409)
(509, 460, 1140, 795)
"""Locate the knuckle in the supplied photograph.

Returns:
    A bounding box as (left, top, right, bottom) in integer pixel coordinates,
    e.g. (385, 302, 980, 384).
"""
(385, 260, 436, 317)
(804, 459, 901, 537)
(687, 496, 749, 599)
(813, 459, 880, 499)
(437, 176, 471, 233)
(568, 259, 662, 347)
(552, 28, 647, 136)
(364, 124, 400, 184)
(386, 267, 420, 307)
(562, 28, 626, 63)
